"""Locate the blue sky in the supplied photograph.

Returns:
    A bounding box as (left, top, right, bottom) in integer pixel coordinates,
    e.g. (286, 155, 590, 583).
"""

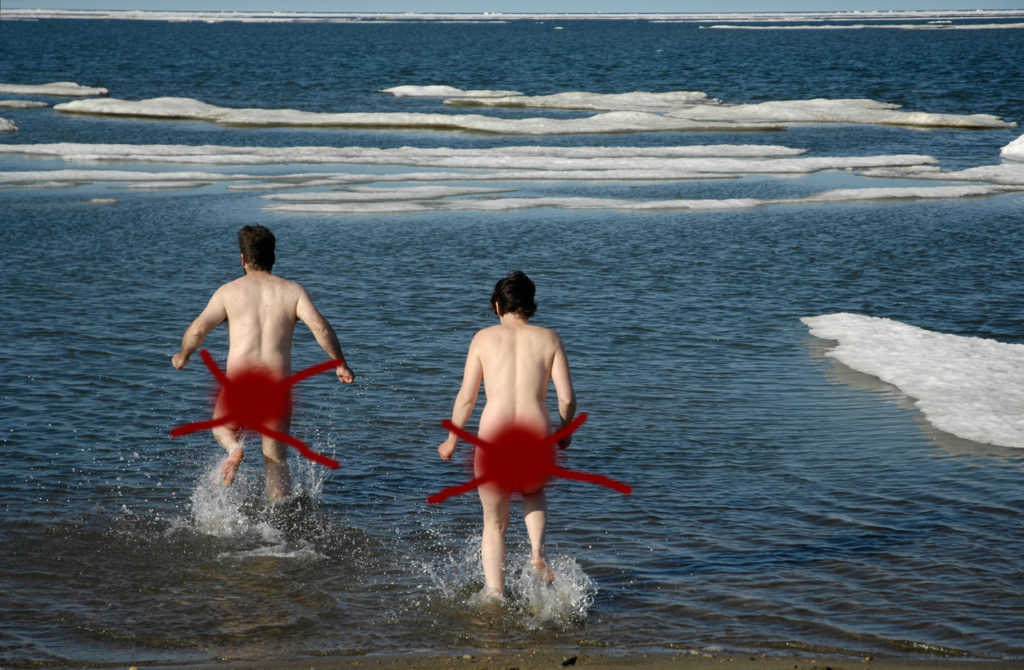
(4, 0, 1021, 12)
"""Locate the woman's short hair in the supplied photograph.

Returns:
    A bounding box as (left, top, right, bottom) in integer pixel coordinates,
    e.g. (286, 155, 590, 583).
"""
(237, 225, 275, 271)
(491, 271, 537, 318)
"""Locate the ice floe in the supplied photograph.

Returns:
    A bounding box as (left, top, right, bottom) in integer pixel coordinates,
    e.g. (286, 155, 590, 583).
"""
(449, 93, 1012, 129)
(1000, 134, 1024, 161)
(0, 81, 109, 97)
(261, 183, 1016, 215)
(0, 142, 933, 176)
(0, 118, 16, 133)
(51, 91, 1013, 132)
(444, 90, 719, 112)
(0, 141, 808, 167)
(52, 96, 786, 134)
(0, 100, 49, 109)
(2, 140, 1020, 213)
(261, 185, 516, 202)
(802, 313, 1024, 449)
(0, 169, 251, 188)
(861, 163, 1024, 187)
(381, 85, 523, 98)
(3, 164, 1012, 213)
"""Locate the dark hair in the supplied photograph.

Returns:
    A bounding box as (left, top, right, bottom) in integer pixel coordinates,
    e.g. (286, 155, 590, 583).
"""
(491, 271, 537, 319)
(237, 225, 275, 271)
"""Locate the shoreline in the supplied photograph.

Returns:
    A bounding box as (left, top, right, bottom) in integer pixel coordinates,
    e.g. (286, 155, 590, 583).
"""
(148, 651, 1024, 670)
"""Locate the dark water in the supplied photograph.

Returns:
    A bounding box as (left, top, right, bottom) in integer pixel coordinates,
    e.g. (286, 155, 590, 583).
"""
(2, 14, 1024, 668)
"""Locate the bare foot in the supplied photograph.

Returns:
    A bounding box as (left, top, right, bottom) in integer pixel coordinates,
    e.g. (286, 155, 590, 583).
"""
(221, 448, 243, 486)
(532, 557, 555, 584)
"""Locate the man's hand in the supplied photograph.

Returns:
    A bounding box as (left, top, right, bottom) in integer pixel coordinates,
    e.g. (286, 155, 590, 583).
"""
(336, 364, 355, 384)
(172, 351, 189, 370)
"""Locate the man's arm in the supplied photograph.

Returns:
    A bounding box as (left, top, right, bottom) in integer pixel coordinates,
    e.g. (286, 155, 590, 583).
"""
(172, 290, 227, 369)
(295, 287, 354, 383)
(438, 333, 484, 461)
(551, 334, 576, 449)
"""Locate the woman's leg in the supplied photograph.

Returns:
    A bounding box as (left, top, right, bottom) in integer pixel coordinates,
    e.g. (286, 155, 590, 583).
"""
(477, 481, 510, 597)
(523, 489, 554, 582)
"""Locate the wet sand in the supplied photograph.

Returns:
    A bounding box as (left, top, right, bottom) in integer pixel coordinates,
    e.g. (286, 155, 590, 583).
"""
(150, 651, 1024, 670)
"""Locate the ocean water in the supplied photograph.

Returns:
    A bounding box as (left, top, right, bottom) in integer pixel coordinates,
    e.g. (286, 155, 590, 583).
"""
(2, 11, 1024, 667)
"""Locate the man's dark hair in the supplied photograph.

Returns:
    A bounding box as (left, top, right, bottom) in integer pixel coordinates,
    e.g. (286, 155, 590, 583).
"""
(491, 271, 537, 319)
(238, 225, 275, 271)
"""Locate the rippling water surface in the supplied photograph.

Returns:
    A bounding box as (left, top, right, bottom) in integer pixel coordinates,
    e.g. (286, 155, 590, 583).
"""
(2, 14, 1023, 667)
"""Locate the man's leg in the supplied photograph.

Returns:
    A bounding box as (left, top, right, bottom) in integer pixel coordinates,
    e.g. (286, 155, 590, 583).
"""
(477, 481, 510, 598)
(262, 411, 293, 502)
(523, 490, 554, 582)
(261, 438, 291, 501)
(211, 393, 244, 486)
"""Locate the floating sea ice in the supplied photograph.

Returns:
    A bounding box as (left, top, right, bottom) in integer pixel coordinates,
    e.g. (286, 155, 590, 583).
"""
(52, 96, 785, 134)
(796, 183, 1018, 202)
(117, 180, 215, 190)
(0, 100, 49, 109)
(264, 201, 436, 215)
(444, 90, 718, 112)
(260, 185, 516, 202)
(440, 90, 1012, 129)
(0, 169, 256, 187)
(50, 92, 1012, 132)
(0, 118, 15, 133)
(0, 142, 928, 178)
(55, 96, 227, 120)
(1000, 133, 1024, 161)
(0, 141, 809, 167)
(802, 313, 1024, 449)
(0, 81, 109, 97)
(862, 163, 1024, 187)
(262, 183, 1012, 215)
(381, 85, 523, 98)
(663, 98, 1013, 129)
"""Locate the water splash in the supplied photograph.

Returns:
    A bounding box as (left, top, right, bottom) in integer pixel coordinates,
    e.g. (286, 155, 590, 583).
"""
(418, 531, 596, 630)
(507, 554, 596, 628)
(188, 446, 273, 540)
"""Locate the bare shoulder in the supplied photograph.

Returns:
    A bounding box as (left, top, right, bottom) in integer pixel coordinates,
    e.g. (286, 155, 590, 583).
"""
(471, 325, 502, 346)
(215, 275, 249, 298)
(530, 323, 564, 346)
(278, 275, 308, 296)
(253, 273, 306, 297)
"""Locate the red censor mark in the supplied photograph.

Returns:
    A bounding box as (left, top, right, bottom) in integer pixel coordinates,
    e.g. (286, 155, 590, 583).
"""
(428, 413, 631, 504)
(170, 349, 342, 469)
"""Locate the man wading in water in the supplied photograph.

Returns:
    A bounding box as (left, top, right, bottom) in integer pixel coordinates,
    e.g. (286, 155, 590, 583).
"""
(173, 225, 354, 501)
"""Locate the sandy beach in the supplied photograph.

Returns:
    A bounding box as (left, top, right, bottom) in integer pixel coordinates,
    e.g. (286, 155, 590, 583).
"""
(149, 651, 1024, 670)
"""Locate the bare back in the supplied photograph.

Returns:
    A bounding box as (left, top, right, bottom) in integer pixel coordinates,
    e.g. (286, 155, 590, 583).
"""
(174, 265, 347, 383)
(471, 319, 573, 438)
(218, 273, 304, 376)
